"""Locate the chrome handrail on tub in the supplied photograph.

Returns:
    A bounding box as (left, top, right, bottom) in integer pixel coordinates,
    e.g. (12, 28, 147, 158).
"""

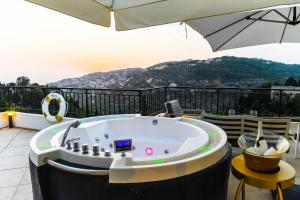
(46, 159, 109, 176)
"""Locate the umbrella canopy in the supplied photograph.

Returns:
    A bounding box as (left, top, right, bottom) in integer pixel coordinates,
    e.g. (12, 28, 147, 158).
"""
(26, 0, 300, 31)
(187, 5, 300, 51)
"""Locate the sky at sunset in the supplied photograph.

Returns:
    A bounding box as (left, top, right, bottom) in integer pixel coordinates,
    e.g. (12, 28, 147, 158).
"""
(2, 0, 300, 84)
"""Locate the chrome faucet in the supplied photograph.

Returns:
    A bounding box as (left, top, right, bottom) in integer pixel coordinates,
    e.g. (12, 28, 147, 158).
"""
(60, 120, 81, 147)
(65, 137, 80, 150)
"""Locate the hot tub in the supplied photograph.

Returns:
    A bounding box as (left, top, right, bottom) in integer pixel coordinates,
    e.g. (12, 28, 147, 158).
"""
(30, 114, 231, 200)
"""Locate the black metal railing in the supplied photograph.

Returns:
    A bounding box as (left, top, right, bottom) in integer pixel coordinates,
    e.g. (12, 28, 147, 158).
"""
(1, 86, 300, 117)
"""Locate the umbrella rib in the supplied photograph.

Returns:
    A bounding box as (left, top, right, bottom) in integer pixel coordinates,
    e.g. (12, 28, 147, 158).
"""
(280, 7, 292, 43)
(246, 18, 287, 24)
(213, 10, 272, 51)
(273, 9, 292, 22)
(204, 11, 261, 38)
(247, 9, 293, 24)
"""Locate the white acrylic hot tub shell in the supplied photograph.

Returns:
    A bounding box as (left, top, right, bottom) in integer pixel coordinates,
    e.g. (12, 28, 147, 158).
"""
(30, 115, 228, 183)
(108, 118, 228, 183)
(51, 117, 209, 161)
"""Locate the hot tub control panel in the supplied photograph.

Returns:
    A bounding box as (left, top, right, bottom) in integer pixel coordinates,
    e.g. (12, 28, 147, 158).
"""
(114, 139, 132, 153)
(63, 142, 113, 157)
(61, 137, 131, 159)
(62, 140, 133, 158)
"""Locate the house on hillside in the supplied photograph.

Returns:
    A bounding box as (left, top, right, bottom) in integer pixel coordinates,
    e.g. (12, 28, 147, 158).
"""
(271, 86, 300, 100)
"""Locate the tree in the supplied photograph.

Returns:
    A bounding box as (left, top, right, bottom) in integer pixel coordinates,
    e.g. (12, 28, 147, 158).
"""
(6, 82, 16, 87)
(260, 82, 272, 88)
(30, 83, 40, 87)
(16, 76, 30, 86)
(284, 77, 297, 86)
(260, 81, 280, 88)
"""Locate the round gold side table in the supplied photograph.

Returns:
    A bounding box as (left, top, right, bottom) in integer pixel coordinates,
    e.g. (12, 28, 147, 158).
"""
(231, 155, 295, 200)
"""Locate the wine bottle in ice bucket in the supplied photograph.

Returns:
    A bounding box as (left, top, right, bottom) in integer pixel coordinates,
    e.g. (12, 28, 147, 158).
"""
(254, 121, 268, 155)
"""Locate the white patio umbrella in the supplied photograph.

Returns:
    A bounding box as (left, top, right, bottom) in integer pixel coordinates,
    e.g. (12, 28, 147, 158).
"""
(187, 5, 300, 51)
(25, 0, 300, 31)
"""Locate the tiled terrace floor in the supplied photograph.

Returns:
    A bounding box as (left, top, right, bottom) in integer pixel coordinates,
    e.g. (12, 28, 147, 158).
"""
(0, 128, 299, 200)
(0, 128, 34, 200)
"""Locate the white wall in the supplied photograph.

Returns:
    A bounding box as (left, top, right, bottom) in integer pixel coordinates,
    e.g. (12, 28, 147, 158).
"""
(12, 112, 75, 131)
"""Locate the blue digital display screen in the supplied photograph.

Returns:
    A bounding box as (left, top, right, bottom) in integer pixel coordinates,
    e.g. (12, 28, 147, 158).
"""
(114, 139, 132, 153)
(116, 140, 131, 147)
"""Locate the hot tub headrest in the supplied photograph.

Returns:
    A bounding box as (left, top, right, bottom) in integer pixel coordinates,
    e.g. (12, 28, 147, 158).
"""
(165, 99, 183, 118)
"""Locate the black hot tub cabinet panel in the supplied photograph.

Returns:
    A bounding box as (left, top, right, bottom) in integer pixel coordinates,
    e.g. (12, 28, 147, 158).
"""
(30, 144, 232, 200)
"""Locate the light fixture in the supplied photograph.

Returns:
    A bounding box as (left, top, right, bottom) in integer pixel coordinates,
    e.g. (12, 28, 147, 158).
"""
(145, 147, 153, 156)
(7, 111, 15, 128)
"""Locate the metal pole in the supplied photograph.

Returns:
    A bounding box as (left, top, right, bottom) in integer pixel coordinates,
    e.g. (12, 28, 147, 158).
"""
(279, 89, 282, 117)
(216, 89, 219, 114)
(7, 87, 11, 110)
(138, 90, 142, 115)
(164, 87, 168, 103)
(85, 89, 89, 116)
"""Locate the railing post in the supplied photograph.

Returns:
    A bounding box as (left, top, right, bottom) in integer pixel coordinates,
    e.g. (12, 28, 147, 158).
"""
(139, 90, 147, 116)
(42, 87, 46, 97)
(279, 89, 282, 117)
(138, 90, 142, 115)
(164, 87, 168, 103)
(7, 87, 11, 110)
(216, 88, 219, 114)
(85, 89, 89, 116)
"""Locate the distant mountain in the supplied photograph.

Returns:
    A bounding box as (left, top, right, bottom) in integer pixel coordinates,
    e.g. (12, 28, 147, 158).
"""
(48, 56, 300, 88)
(47, 68, 144, 88)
